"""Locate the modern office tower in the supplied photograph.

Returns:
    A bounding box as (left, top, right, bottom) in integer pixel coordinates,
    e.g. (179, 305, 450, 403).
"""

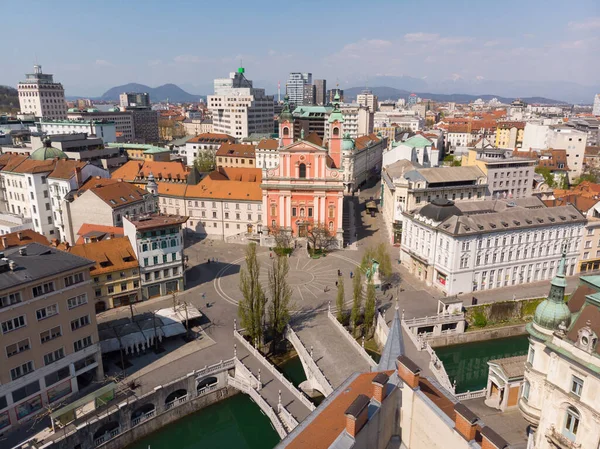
(18, 65, 67, 119)
(314, 79, 327, 105)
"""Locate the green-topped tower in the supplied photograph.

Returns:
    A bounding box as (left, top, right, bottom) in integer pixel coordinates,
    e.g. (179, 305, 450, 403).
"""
(279, 95, 294, 147)
(327, 92, 344, 168)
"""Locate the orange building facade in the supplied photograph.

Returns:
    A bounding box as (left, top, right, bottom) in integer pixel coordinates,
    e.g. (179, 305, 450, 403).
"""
(262, 97, 345, 246)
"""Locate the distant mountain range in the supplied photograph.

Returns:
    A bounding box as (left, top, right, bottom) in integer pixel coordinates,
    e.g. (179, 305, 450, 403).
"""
(71, 83, 203, 103)
(343, 86, 566, 105)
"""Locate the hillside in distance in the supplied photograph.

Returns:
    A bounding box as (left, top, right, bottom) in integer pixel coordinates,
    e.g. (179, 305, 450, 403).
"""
(99, 83, 201, 103)
(344, 86, 565, 105)
(0, 86, 19, 113)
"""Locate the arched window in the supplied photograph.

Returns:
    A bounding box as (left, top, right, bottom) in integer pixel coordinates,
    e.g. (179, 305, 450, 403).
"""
(333, 127, 339, 137)
(299, 163, 306, 178)
(283, 127, 289, 136)
(563, 406, 580, 441)
(521, 381, 530, 401)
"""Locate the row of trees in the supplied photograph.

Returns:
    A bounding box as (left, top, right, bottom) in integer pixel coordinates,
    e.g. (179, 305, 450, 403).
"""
(238, 243, 292, 351)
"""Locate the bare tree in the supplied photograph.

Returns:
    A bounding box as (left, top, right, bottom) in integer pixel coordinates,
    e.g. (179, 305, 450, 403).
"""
(306, 222, 337, 253)
(267, 254, 293, 352)
(238, 243, 266, 346)
(364, 278, 376, 338)
(351, 270, 363, 335)
(336, 275, 345, 323)
(270, 224, 293, 249)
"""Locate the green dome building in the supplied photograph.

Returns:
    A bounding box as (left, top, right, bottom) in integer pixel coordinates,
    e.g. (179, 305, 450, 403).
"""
(278, 95, 293, 123)
(30, 139, 68, 161)
(341, 132, 355, 151)
(532, 249, 572, 331)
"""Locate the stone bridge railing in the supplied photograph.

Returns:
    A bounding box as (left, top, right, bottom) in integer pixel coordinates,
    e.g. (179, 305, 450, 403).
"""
(284, 325, 333, 397)
(233, 328, 315, 410)
(227, 375, 287, 439)
(327, 306, 377, 369)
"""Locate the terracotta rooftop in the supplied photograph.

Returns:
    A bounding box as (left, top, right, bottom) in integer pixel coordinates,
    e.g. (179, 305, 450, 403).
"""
(0, 230, 50, 249)
(497, 121, 525, 129)
(566, 303, 600, 356)
(418, 377, 456, 421)
(284, 371, 393, 449)
(76, 224, 124, 245)
(304, 132, 323, 147)
(257, 139, 279, 150)
(355, 133, 382, 150)
(185, 167, 262, 201)
(157, 182, 188, 197)
(111, 160, 189, 182)
(216, 143, 256, 158)
(78, 177, 149, 209)
(67, 237, 138, 276)
(127, 213, 188, 230)
(568, 284, 597, 313)
(186, 133, 235, 144)
(49, 159, 88, 180)
(543, 195, 599, 214)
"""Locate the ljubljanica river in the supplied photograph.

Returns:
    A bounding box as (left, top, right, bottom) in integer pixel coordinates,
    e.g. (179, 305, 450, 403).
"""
(435, 335, 529, 393)
(125, 394, 280, 449)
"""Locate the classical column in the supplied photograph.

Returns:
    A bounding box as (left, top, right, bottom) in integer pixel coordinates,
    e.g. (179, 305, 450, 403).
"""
(279, 194, 285, 227)
(313, 195, 320, 224)
(287, 195, 292, 229)
(287, 154, 291, 177)
(320, 196, 326, 224)
(337, 194, 343, 229)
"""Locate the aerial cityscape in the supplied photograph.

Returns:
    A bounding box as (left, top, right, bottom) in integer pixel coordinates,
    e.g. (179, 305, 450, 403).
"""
(0, 1, 599, 449)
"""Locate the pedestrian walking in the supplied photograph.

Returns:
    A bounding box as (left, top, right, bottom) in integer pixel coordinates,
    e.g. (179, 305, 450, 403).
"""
(350, 271, 353, 279)
(202, 292, 206, 299)
(207, 258, 211, 264)
(335, 281, 338, 287)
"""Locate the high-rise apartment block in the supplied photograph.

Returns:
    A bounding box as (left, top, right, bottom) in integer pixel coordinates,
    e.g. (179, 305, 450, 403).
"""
(302, 84, 315, 106)
(593, 93, 600, 116)
(207, 67, 274, 139)
(357, 89, 378, 113)
(119, 92, 150, 108)
(0, 242, 103, 431)
(314, 79, 326, 105)
(18, 65, 67, 119)
(286, 72, 312, 106)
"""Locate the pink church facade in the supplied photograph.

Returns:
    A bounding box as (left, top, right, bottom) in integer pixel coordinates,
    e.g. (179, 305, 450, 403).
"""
(261, 97, 345, 246)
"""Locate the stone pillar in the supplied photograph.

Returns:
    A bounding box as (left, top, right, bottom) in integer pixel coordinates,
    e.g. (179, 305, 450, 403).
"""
(279, 195, 285, 228)
(314, 195, 320, 224)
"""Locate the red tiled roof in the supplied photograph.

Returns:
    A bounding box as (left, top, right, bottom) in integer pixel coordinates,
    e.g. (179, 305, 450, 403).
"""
(257, 139, 279, 150)
(78, 177, 149, 209)
(76, 224, 124, 245)
(186, 133, 236, 144)
(215, 143, 256, 158)
(0, 230, 50, 249)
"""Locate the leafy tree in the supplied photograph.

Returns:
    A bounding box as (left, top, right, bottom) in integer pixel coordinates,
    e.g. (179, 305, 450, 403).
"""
(361, 243, 393, 282)
(535, 166, 555, 188)
(194, 149, 216, 172)
(267, 254, 293, 352)
(270, 224, 293, 250)
(364, 278, 376, 338)
(306, 222, 337, 252)
(351, 270, 363, 334)
(336, 276, 345, 323)
(238, 243, 266, 346)
(451, 159, 462, 167)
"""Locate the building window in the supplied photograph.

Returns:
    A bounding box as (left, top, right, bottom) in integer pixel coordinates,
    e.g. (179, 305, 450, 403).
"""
(64, 272, 84, 287)
(571, 376, 583, 397)
(40, 326, 62, 343)
(2, 315, 26, 333)
(10, 361, 34, 381)
(73, 336, 93, 352)
(527, 347, 535, 365)
(70, 315, 90, 331)
(32, 281, 55, 297)
(6, 338, 31, 358)
(43, 347, 65, 366)
(521, 381, 530, 401)
(36, 304, 59, 320)
(299, 163, 306, 178)
(0, 292, 22, 309)
(563, 407, 580, 441)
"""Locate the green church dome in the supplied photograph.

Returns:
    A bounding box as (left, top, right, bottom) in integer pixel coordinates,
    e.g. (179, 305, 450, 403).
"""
(342, 132, 355, 151)
(533, 250, 572, 330)
(30, 139, 68, 161)
(278, 95, 293, 123)
(67, 107, 80, 113)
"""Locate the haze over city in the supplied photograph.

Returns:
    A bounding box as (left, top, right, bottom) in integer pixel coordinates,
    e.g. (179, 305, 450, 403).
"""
(1, 0, 599, 102)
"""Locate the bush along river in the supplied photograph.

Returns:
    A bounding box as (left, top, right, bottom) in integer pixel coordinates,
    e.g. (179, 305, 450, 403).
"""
(435, 335, 529, 393)
(125, 394, 280, 449)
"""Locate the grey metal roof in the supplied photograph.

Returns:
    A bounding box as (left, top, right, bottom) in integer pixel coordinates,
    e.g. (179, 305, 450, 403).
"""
(377, 308, 405, 371)
(384, 159, 418, 179)
(416, 166, 485, 184)
(0, 243, 94, 291)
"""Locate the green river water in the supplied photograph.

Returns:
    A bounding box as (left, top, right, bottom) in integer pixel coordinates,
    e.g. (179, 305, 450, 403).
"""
(435, 335, 529, 393)
(125, 394, 280, 449)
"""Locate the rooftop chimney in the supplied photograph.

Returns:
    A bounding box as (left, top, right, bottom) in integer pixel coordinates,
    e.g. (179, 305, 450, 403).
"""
(1, 236, 7, 249)
(8, 260, 16, 271)
(18, 247, 27, 256)
(372, 373, 390, 403)
(454, 403, 479, 441)
(396, 355, 421, 389)
(344, 394, 370, 439)
(481, 427, 509, 449)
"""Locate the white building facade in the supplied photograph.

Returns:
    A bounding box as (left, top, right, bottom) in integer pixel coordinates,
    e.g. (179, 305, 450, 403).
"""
(286, 73, 312, 106)
(207, 68, 274, 139)
(547, 126, 588, 179)
(18, 65, 66, 119)
(400, 198, 585, 296)
(38, 120, 117, 144)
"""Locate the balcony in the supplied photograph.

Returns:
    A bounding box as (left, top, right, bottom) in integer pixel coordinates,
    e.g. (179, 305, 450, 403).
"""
(545, 425, 581, 449)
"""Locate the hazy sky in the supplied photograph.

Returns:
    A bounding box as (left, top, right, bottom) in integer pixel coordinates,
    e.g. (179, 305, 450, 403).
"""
(1, 0, 598, 96)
